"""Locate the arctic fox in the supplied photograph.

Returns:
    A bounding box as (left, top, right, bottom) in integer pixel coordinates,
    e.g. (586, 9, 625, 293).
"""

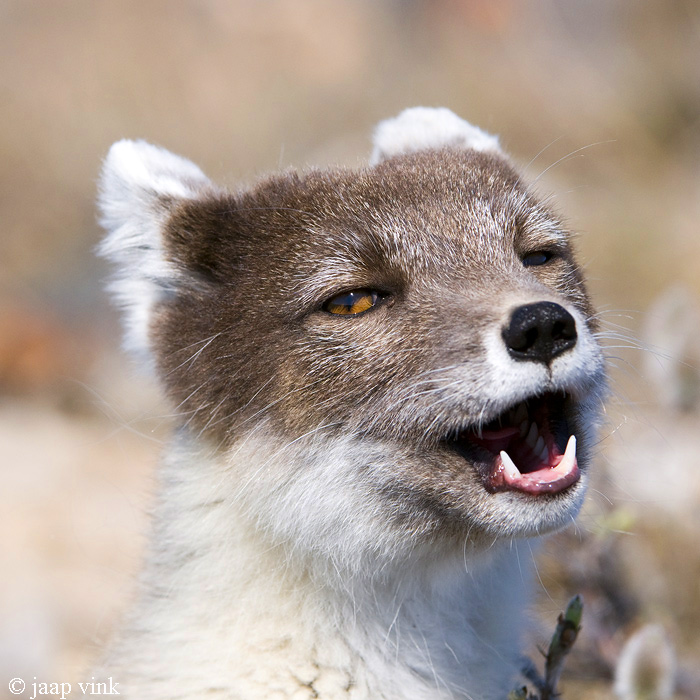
(96, 107, 606, 699)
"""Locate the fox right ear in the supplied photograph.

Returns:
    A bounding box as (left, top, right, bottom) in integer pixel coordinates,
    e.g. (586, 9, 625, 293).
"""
(370, 107, 502, 165)
(98, 140, 214, 362)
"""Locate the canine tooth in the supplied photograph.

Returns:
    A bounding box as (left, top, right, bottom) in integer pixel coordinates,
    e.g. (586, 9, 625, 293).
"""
(534, 435, 545, 455)
(539, 444, 549, 462)
(526, 422, 539, 448)
(519, 420, 528, 438)
(514, 403, 528, 424)
(500, 450, 521, 480)
(556, 435, 577, 472)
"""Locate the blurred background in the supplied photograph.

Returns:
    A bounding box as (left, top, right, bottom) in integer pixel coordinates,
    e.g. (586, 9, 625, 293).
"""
(1, 0, 699, 697)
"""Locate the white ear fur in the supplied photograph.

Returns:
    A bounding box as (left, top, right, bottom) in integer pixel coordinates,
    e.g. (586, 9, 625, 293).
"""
(97, 140, 213, 363)
(370, 107, 501, 165)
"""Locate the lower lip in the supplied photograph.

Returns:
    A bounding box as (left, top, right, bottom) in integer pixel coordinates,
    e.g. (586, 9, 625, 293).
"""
(487, 453, 580, 495)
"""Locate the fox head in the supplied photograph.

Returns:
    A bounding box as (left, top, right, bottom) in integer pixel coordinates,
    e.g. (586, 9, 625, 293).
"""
(99, 108, 605, 574)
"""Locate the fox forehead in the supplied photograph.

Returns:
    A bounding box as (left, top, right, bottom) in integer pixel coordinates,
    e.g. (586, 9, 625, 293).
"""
(165, 148, 566, 302)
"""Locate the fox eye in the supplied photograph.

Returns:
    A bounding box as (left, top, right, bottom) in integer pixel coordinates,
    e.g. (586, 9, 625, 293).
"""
(323, 289, 380, 316)
(522, 251, 554, 267)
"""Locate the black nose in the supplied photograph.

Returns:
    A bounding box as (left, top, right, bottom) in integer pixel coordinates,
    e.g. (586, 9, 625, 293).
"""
(502, 301, 577, 364)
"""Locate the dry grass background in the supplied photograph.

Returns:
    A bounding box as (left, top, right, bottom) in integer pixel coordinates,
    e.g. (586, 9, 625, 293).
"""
(1, 1, 699, 697)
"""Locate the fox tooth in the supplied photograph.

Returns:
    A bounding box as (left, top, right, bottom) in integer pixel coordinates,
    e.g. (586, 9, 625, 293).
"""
(519, 420, 528, 438)
(500, 450, 521, 480)
(514, 403, 528, 424)
(526, 422, 539, 448)
(539, 444, 549, 462)
(534, 435, 545, 455)
(556, 435, 577, 472)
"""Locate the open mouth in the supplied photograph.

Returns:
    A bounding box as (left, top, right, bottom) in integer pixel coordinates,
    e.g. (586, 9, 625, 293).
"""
(447, 392, 580, 495)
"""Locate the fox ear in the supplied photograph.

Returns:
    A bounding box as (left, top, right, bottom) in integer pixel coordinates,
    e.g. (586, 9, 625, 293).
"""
(370, 107, 502, 165)
(97, 140, 214, 362)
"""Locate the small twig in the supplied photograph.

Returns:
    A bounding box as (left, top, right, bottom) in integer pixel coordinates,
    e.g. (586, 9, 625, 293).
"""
(542, 595, 584, 700)
(512, 595, 584, 700)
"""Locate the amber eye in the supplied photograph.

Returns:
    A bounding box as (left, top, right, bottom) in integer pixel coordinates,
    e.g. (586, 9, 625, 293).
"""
(323, 289, 380, 316)
(522, 251, 554, 267)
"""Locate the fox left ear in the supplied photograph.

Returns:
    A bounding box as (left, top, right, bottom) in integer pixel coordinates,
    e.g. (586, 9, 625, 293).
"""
(370, 107, 502, 165)
(97, 140, 216, 362)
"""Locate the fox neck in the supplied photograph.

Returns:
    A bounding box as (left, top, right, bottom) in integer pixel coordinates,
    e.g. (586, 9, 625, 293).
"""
(123, 434, 530, 700)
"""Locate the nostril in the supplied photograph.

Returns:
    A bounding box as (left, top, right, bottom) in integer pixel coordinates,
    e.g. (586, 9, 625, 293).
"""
(503, 301, 577, 365)
(552, 318, 576, 342)
(509, 327, 539, 353)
